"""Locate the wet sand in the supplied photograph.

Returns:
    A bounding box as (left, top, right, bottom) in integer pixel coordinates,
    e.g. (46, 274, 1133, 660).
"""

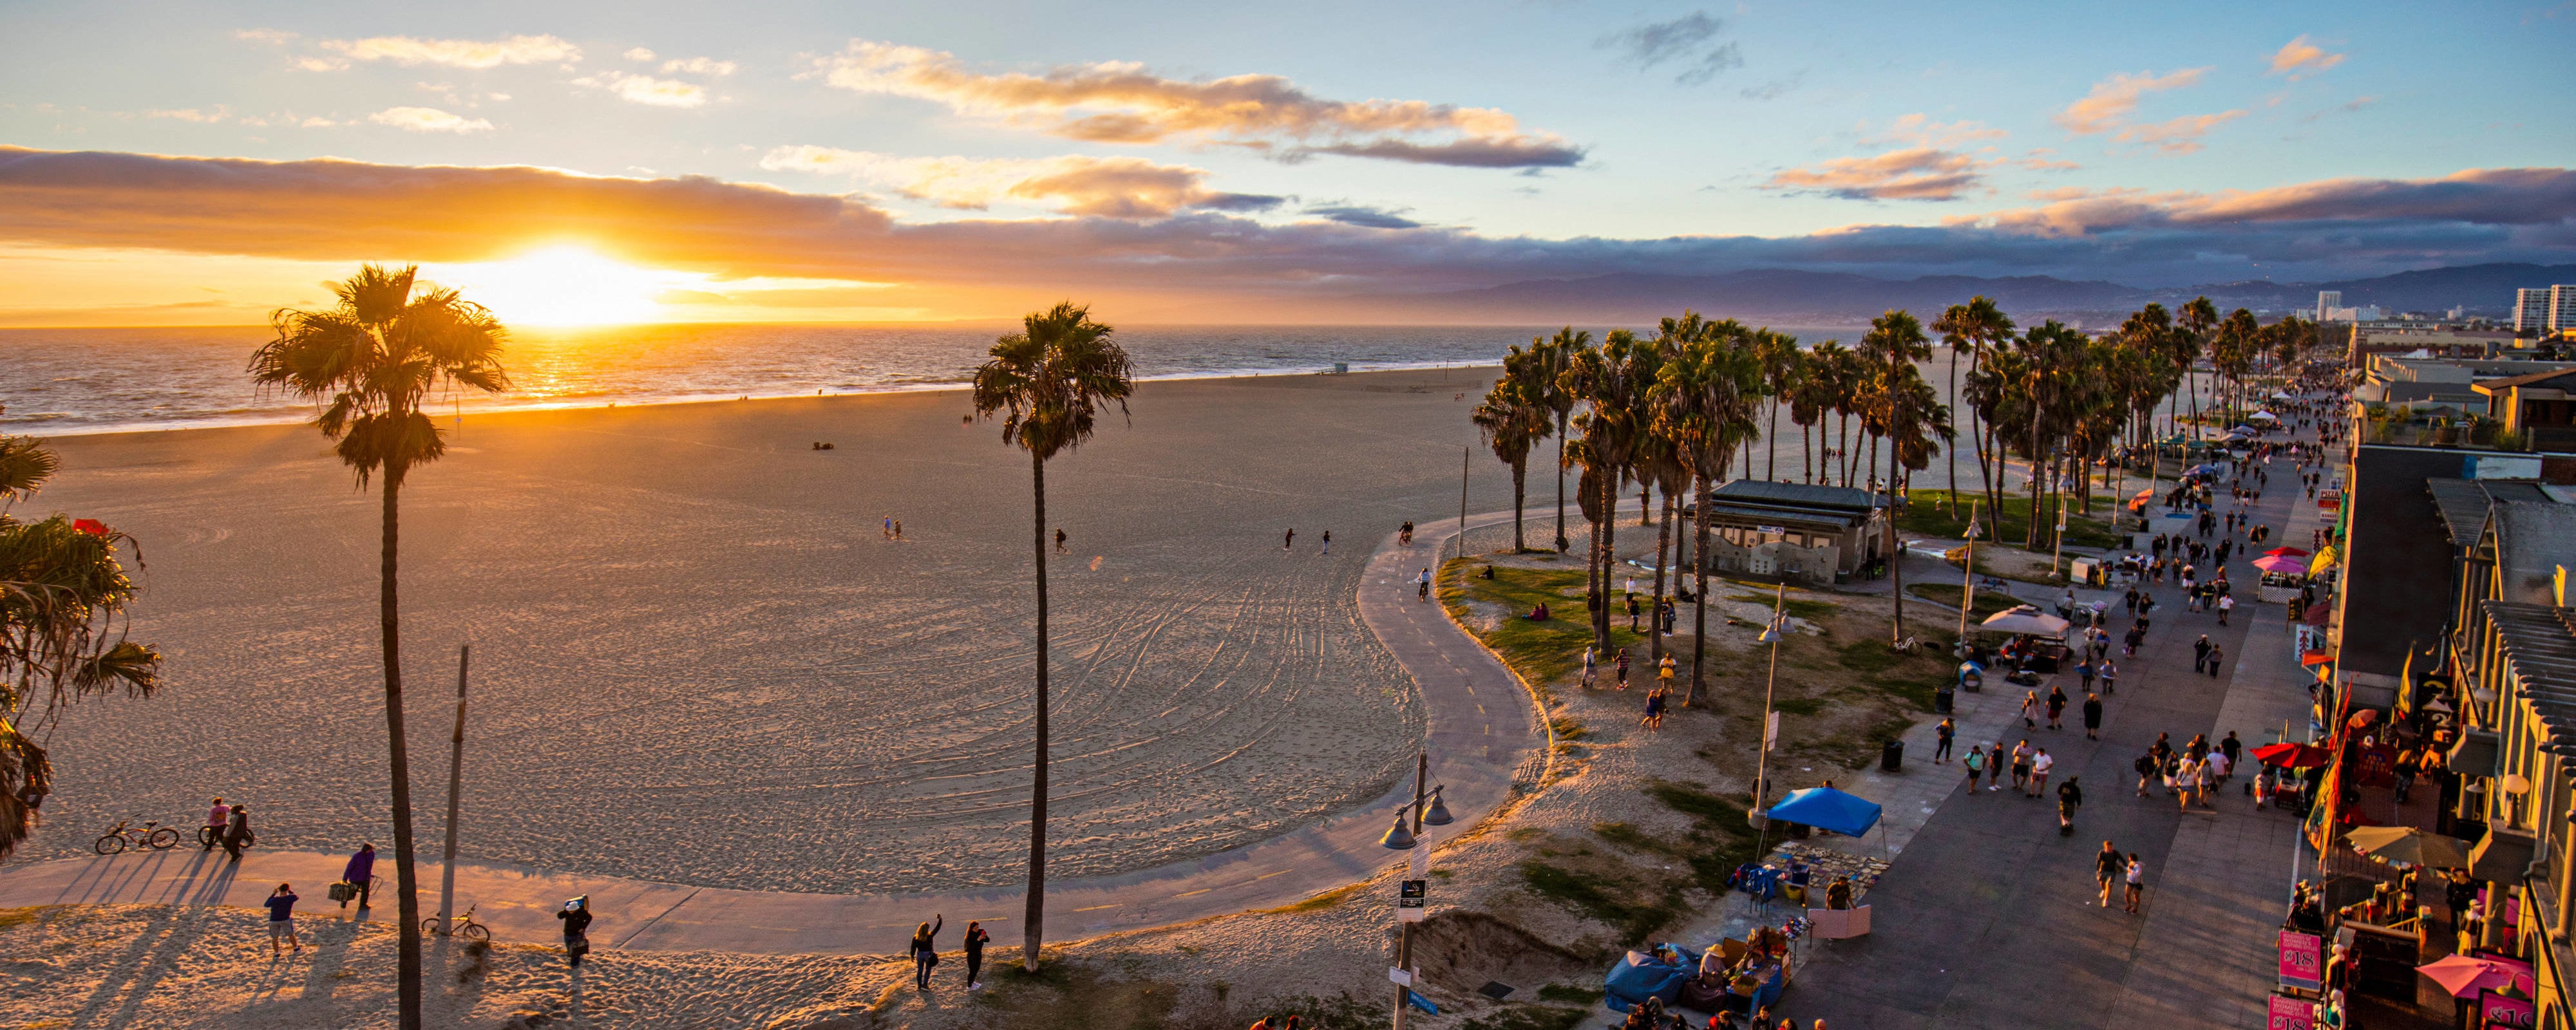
(17, 367, 1524, 894)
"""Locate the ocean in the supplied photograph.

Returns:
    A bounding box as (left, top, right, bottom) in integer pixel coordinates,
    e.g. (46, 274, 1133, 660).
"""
(0, 323, 1859, 435)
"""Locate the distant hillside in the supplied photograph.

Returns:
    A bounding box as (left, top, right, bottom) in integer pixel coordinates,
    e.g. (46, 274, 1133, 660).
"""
(1183, 263, 2576, 326)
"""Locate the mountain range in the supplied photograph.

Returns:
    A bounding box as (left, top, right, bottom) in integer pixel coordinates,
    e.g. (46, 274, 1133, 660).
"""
(1209, 262, 2576, 328)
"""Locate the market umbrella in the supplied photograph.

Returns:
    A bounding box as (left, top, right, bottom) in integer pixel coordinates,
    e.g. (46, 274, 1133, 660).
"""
(2265, 547, 2310, 557)
(2309, 547, 2338, 574)
(2253, 554, 2307, 574)
(2249, 411, 2280, 422)
(2345, 826, 2472, 867)
(2253, 742, 2331, 768)
(2132, 488, 2157, 500)
(2418, 955, 2515, 998)
(2229, 425, 2260, 435)
(1977, 606, 2070, 636)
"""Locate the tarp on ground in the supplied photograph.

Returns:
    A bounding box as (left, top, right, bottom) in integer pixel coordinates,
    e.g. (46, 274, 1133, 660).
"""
(1766, 787, 1883, 837)
(1602, 948, 1695, 1012)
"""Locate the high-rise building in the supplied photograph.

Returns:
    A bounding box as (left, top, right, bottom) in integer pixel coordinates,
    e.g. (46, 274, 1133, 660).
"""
(2317, 290, 2343, 322)
(2518, 288, 2553, 333)
(2554, 285, 2576, 332)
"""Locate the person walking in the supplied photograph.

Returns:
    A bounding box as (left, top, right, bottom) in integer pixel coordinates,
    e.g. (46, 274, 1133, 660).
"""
(2046, 685, 2068, 730)
(1935, 717, 1955, 763)
(2172, 753, 2200, 810)
(2206, 642, 2224, 679)
(559, 895, 594, 969)
(266, 883, 302, 957)
(2217, 594, 2234, 626)
(909, 915, 943, 990)
(340, 843, 376, 911)
(2220, 731, 2243, 772)
(2099, 659, 2118, 695)
(2076, 657, 2095, 694)
(2056, 777, 2083, 834)
(2134, 749, 2159, 797)
(2020, 690, 2041, 730)
(1055, 527, 1069, 554)
(2009, 740, 2034, 793)
(222, 803, 251, 861)
(2197, 748, 2223, 808)
(1642, 685, 1668, 730)
(2027, 748, 2055, 799)
(2193, 635, 2212, 675)
(1319, 530, 1330, 555)
(962, 920, 990, 991)
(2081, 693, 2103, 741)
(202, 797, 230, 852)
(1626, 593, 1641, 632)
(1282, 528, 1295, 550)
(2123, 854, 2145, 913)
(1657, 653, 1676, 691)
(1615, 650, 1630, 689)
(1963, 745, 1987, 794)
(2095, 841, 2123, 906)
(1580, 646, 1597, 688)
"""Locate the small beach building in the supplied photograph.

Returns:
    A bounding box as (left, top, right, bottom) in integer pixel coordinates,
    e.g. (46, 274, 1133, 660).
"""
(1685, 480, 1888, 585)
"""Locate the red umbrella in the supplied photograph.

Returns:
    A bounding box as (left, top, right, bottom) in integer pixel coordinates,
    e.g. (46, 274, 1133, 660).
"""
(2253, 742, 2331, 769)
(2266, 547, 2310, 557)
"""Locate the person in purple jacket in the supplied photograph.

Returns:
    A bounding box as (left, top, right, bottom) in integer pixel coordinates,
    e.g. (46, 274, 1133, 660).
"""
(341, 843, 376, 910)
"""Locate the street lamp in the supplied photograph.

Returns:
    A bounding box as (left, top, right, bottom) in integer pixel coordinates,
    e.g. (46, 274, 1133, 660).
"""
(1749, 566, 1795, 847)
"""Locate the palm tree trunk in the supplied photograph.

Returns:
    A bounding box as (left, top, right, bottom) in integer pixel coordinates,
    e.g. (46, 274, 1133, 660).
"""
(1596, 477, 1618, 653)
(1649, 491, 1674, 671)
(1510, 458, 1528, 553)
(1688, 476, 1712, 707)
(380, 474, 423, 1030)
(1945, 349, 1961, 514)
(1888, 417, 1906, 646)
(1023, 451, 1051, 971)
(1766, 400, 1780, 481)
(1553, 416, 1569, 552)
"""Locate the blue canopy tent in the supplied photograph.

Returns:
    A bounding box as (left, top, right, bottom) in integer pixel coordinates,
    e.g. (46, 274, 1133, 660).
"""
(1765, 787, 1882, 837)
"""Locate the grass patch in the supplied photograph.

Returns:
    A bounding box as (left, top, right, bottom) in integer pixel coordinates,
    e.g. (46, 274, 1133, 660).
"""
(0, 906, 49, 933)
(1906, 582, 2020, 618)
(1536, 984, 1606, 1006)
(1772, 697, 1826, 716)
(1832, 639, 1906, 674)
(1900, 489, 2123, 549)
(1463, 1007, 1589, 1030)
(1518, 860, 1679, 944)
(1440, 561, 1647, 686)
(1727, 593, 1836, 622)
(1269, 881, 1368, 915)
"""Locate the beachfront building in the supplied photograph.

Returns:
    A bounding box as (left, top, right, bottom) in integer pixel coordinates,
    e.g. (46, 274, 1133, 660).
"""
(1685, 480, 1888, 586)
(2344, 325, 2519, 366)
(2476, 368, 2576, 453)
(2443, 597, 2576, 1027)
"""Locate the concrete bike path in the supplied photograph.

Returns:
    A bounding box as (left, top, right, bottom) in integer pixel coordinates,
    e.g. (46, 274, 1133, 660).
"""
(0, 516, 1544, 957)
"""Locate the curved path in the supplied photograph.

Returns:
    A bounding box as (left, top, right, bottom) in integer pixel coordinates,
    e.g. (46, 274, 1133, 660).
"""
(0, 516, 1541, 956)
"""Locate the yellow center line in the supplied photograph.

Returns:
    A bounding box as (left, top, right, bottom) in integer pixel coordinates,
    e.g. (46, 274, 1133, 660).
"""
(1174, 888, 1211, 897)
(1073, 904, 1119, 912)
(1254, 869, 1290, 880)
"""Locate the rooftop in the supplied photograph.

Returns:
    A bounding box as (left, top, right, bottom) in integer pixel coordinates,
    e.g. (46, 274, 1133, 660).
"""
(1711, 479, 1885, 513)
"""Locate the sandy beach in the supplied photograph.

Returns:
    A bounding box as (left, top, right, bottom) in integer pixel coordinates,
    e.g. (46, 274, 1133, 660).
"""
(14, 368, 1528, 894)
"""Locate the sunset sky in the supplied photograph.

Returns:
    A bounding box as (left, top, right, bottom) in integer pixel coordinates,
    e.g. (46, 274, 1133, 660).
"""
(3, 0, 2573, 326)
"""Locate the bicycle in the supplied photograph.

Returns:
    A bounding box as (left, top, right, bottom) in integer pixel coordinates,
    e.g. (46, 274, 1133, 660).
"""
(93, 818, 180, 855)
(422, 903, 491, 942)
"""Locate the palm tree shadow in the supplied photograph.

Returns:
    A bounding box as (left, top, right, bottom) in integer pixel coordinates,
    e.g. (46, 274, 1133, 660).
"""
(69, 906, 244, 1029)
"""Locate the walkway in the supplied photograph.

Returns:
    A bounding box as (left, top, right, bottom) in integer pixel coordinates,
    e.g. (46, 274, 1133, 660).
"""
(0, 517, 1544, 955)
(1788, 444, 2322, 1028)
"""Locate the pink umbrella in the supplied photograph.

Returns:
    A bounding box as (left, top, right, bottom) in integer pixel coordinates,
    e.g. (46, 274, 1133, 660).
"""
(2253, 554, 2306, 574)
(2419, 954, 2515, 998)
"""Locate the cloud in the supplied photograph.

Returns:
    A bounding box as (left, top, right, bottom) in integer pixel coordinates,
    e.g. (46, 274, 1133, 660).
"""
(318, 34, 582, 70)
(232, 28, 296, 44)
(817, 39, 1582, 169)
(661, 57, 736, 77)
(623, 48, 656, 62)
(1595, 13, 1744, 86)
(1765, 147, 1991, 201)
(146, 108, 230, 124)
(366, 107, 494, 133)
(579, 73, 708, 108)
(3, 147, 2571, 306)
(2054, 68, 2208, 135)
(1302, 205, 1423, 229)
(759, 147, 1280, 219)
(2268, 36, 2345, 79)
(2110, 111, 2245, 153)
(1861, 114, 2007, 149)
(1739, 70, 1805, 101)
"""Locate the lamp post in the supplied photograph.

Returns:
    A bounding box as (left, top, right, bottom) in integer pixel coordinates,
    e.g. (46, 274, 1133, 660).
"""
(1385, 751, 1444, 1030)
(1958, 500, 1980, 646)
(1750, 569, 1794, 854)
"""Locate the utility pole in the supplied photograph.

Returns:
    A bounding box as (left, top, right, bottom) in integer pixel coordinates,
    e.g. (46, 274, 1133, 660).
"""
(1456, 445, 1469, 564)
(437, 644, 470, 928)
(1959, 500, 1980, 643)
(1392, 751, 1430, 1030)
(1750, 579, 1788, 854)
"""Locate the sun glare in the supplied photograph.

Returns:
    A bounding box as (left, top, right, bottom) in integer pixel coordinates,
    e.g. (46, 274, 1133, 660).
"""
(425, 246, 681, 326)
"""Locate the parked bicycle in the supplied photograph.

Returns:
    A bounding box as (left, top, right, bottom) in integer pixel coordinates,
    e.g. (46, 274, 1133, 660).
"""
(93, 818, 180, 854)
(422, 903, 491, 942)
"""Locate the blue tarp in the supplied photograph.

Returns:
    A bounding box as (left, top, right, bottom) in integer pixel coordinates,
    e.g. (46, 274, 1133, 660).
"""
(1602, 946, 1697, 1012)
(1765, 787, 1883, 838)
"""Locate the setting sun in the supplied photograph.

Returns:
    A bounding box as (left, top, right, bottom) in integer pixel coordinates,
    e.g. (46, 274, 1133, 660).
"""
(423, 246, 683, 326)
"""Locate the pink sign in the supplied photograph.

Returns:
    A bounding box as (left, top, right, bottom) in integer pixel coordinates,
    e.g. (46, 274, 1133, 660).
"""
(2479, 990, 2536, 1029)
(2268, 994, 2315, 1030)
(2277, 931, 2324, 990)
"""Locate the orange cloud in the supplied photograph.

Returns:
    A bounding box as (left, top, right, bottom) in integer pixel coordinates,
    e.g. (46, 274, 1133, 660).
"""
(2268, 36, 2345, 79)
(577, 73, 707, 108)
(2054, 68, 2208, 135)
(316, 33, 582, 70)
(366, 107, 494, 133)
(2112, 111, 2247, 154)
(818, 39, 1582, 169)
(1765, 147, 1991, 201)
(759, 147, 1280, 218)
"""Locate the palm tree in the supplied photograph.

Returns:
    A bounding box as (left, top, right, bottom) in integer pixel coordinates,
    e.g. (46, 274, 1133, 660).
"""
(249, 265, 509, 1030)
(1530, 329, 1586, 552)
(1563, 330, 1649, 653)
(971, 302, 1134, 973)
(1857, 311, 1933, 646)
(1754, 332, 1801, 482)
(1931, 297, 2014, 525)
(2177, 298, 2218, 441)
(1653, 326, 1761, 706)
(1, 414, 162, 859)
(1474, 355, 1551, 553)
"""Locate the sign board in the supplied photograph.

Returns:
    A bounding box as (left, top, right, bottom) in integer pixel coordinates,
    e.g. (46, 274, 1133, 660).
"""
(1397, 879, 1428, 922)
(1763, 711, 1780, 753)
(2266, 995, 2315, 1030)
(2479, 989, 2537, 1029)
(2277, 930, 2323, 991)
(1388, 967, 1413, 986)
(1757, 525, 1786, 535)
(1409, 843, 1428, 877)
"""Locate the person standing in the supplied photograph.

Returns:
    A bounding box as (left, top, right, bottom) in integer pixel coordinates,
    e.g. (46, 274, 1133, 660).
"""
(909, 915, 943, 989)
(2019, 691, 2041, 730)
(2081, 693, 2103, 741)
(1580, 646, 1597, 688)
(2009, 740, 2034, 793)
(2028, 749, 2055, 799)
(222, 803, 251, 861)
(962, 920, 990, 991)
(1934, 718, 1955, 763)
(1963, 745, 1986, 793)
(2046, 686, 2068, 730)
(1626, 593, 1641, 632)
(2124, 854, 2145, 913)
(1283, 528, 1295, 550)
(266, 883, 301, 956)
(1987, 742, 2007, 791)
(1642, 685, 1668, 730)
(2056, 777, 2083, 834)
(559, 896, 594, 968)
(340, 843, 376, 911)
(1614, 650, 1630, 690)
(1319, 530, 1330, 555)
(2099, 659, 2118, 695)
(2095, 841, 2123, 906)
(202, 797, 230, 852)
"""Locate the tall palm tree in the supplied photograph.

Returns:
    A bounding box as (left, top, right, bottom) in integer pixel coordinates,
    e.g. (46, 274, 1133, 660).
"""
(1857, 310, 1933, 646)
(1931, 297, 2014, 524)
(1, 413, 162, 859)
(972, 301, 1135, 974)
(1564, 330, 1649, 653)
(1530, 329, 1586, 552)
(1474, 355, 1551, 553)
(1653, 326, 1761, 706)
(249, 265, 508, 1030)
(2177, 298, 2218, 442)
(1754, 331, 1801, 482)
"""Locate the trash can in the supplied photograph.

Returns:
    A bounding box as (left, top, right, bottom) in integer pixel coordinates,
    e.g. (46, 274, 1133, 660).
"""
(1935, 686, 1955, 714)
(1880, 738, 1904, 772)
